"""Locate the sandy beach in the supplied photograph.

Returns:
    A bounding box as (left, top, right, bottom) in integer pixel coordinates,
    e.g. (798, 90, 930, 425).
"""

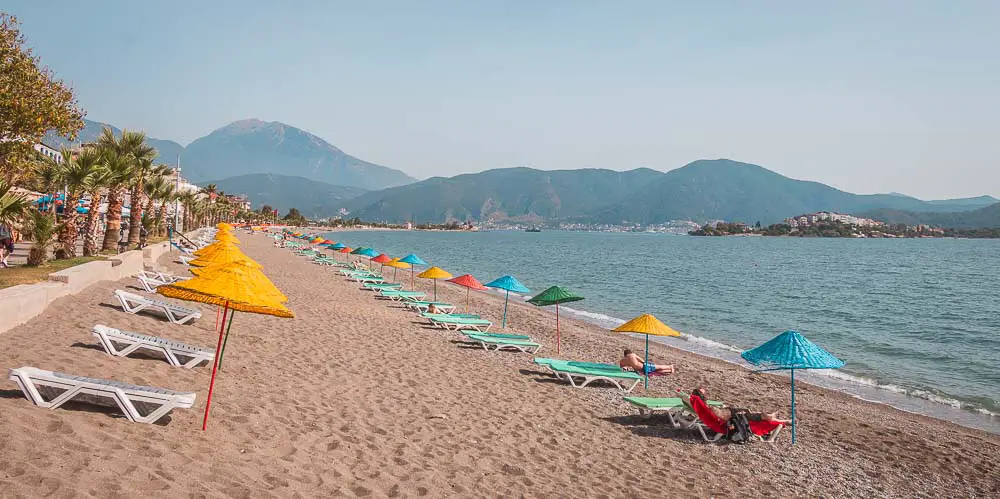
(0, 231, 997, 498)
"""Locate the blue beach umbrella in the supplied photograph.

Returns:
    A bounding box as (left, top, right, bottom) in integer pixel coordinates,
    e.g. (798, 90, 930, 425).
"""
(399, 254, 427, 288)
(741, 330, 845, 444)
(484, 275, 530, 328)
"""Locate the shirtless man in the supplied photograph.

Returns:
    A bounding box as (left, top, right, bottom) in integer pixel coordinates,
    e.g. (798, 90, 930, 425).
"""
(619, 349, 674, 375)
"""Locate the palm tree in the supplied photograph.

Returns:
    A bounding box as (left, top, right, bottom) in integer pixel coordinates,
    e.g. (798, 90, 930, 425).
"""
(154, 182, 177, 237)
(97, 149, 133, 252)
(141, 166, 172, 232)
(33, 159, 63, 214)
(24, 210, 59, 266)
(54, 147, 101, 259)
(80, 163, 110, 257)
(0, 180, 31, 227)
(120, 132, 157, 247)
(200, 184, 218, 203)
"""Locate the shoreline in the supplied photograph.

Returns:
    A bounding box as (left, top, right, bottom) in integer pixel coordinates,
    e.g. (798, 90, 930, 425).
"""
(0, 230, 996, 496)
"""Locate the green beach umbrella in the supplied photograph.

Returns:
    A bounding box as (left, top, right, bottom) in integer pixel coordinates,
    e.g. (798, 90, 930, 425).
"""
(527, 286, 584, 354)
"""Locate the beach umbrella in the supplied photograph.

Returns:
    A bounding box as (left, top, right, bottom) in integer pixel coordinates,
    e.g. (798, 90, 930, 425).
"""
(187, 244, 256, 268)
(447, 274, 487, 312)
(214, 232, 240, 245)
(527, 286, 584, 354)
(329, 243, 347, 250)
(484, 275, 530, 329)
(372, 253, 391, 272)
(157, 261, 293, 431)
(337, 245, 353, 262)
(216, 222, 233, 231)
(399, 254, 427, 288)
(320, 239, 334, 245)
(384, 257, 410, 282)
(417, 266, 452, 300)
(741, 330, 845, 444)
(612, 314, 681, 390)
(192, 240, 234, 257)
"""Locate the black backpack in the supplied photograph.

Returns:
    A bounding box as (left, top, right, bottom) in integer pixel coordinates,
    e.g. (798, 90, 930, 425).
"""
(727, 411, 753, 444)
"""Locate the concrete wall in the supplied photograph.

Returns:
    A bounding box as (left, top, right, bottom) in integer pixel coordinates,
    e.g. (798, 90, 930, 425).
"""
(0, 229, 207, 335)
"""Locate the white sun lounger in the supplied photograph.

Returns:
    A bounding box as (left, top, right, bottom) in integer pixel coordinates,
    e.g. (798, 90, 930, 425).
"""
(92, 324, 214, 368)
(136, 274, 171, 293)
(139, 270, 187, 283)
(177, 255, 194, 265)
(8, 366, 196, 424)
(114, 290, 202, 325)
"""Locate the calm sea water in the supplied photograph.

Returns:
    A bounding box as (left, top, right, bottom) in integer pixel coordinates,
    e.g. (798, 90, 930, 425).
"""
(326, 230, 1000, 433)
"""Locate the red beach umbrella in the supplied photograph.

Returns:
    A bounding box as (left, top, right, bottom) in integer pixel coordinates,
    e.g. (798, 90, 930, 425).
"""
(447, 274, 487, 312)
(372, 253, 392, 272)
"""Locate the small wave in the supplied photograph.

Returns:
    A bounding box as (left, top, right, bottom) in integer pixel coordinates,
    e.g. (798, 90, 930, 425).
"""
(560, 306, 626, 327)
(676, 332, 744, 354)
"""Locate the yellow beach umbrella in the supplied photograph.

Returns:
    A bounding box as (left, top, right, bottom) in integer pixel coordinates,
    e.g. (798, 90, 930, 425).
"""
(193, 240, 236, 258)
(157, 263, 292, 431)
(214, 232, 240, 245)
(188, 244, 254, 267)
(417, 266, 452, 300)
(216, 222, 233, 231)
(384, 258, 410, 282)
(613, 314, 681, 389)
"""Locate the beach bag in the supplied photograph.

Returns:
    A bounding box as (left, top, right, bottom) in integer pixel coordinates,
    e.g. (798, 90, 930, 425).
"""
(727, 410, 753, 444)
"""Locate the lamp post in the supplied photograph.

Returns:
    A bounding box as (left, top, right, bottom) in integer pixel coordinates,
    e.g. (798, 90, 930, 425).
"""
(171, 157, 181, 250)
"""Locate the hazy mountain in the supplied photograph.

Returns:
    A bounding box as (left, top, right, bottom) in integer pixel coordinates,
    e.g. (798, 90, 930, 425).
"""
(880, 192, 997, 210)
(43, 118, 184, 166)
(346, 159, 997, 225)
(591, 159, 1000, 225)
(201, 173, 366, 218)
(345, 167, 665, 223)
(859, 203, 1000, 229)
(181, 119, 414, 191)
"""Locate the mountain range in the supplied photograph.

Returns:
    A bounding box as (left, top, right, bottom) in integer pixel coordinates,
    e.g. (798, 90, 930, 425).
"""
(345, 159, 999, 226)
(44, 118, 414, 191)
(44, 118, 999, 227)
(201, 173, 366, 219)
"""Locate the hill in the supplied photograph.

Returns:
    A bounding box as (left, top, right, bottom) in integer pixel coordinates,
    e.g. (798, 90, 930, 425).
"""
(201, 173, 367, 219)
(43, 118, 184, 166)
(345, 167, 665, 223)
(181, 120, 415, 191)
(859, 202, 1000, 229)
(590, 159, 994, 225)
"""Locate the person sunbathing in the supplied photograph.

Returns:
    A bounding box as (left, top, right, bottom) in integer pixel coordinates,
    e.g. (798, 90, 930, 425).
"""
(427, 304, 441, 314)
(691, 388, 790, 424)
(619, 349, 674, 375)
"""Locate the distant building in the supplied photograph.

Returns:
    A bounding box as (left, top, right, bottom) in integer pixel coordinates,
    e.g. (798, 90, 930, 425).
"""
(33, 142, 63, 162)
(785, 211, 885, 228)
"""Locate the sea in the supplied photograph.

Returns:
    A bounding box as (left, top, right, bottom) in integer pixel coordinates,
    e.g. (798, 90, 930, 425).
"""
(325, 230, 1000, 434)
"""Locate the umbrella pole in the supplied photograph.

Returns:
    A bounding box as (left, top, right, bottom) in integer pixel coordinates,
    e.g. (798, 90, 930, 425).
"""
(218, 310, 236, 370)
(466, 288, 470, 313)
(556, 303, 561, 354)
(203, 301, 229, 431)
(502, 290, 509, 329)
(433, 280, 437, 301)
(644, 335, 649, 390)
(791, 368, 796, 444)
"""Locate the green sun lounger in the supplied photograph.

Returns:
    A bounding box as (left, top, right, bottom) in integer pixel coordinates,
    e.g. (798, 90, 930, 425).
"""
(533, 357, 642, 393)
(404, 301, 457, 313)
(377, 290, 427, 301)
(463, 333, 541, 353)
(427, 316, 492, 331)
(623, 396, 724, 427)
(459, 331, 530, 340)
(364, 283, 403, 290)
(420, 312, 481, 320)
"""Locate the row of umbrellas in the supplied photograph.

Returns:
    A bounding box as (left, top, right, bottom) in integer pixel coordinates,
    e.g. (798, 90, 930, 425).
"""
(157, 223, 293, 431)
(289, 229, 843, 443)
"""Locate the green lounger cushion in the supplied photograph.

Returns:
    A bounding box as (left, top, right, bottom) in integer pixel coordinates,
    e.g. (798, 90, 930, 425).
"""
(462, 332, 530, 340)
(430, 317, 491, 325)
(465, 334, 539, 347)
(421, 313, 481, 320)
(625, 397, 723, 409)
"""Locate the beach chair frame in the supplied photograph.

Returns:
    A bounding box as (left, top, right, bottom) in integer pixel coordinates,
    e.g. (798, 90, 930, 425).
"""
(114, 290, 202, 325)
(8, 366, 196, 424)
(92, 325, 215, 368)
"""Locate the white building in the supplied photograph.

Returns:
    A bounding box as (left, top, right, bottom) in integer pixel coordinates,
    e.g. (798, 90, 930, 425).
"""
(33, 142, 63, 162)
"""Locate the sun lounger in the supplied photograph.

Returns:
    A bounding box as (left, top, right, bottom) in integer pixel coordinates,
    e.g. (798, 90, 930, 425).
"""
(113, 290, 202, 325)
(427, 316, 492, 331)
(139, 270, 186, 283)
(377, 290, 427, 301)
(459, 331, 531, 340)
(354, 276, 387, 284)
(364, 283, 403, 290)
(532, 357, 642, 392)
(420, 312, 481, 320)
(404, 301, 457, 314)
(624, 396, 723, 427)
(177, 255, 194, 265)
(463, 333, 541, 353)
(92, 325, 214, 368)
(136, 274, 172, 293)
(8, 366, 196, 424)
(684, 394, 785, 443)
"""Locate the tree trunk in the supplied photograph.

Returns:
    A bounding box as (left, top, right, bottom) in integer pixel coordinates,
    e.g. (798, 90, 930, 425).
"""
(144, 194, 156, 232)
(101, 186, 125, 252)
(156, 201, 168, 237)
(127, 183, 143, 246)
(82, 195, 101, 257)
(55, 193, 81, 259)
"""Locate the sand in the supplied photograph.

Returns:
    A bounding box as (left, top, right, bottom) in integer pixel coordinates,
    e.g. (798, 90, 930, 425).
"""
(0, 231, 997, 498)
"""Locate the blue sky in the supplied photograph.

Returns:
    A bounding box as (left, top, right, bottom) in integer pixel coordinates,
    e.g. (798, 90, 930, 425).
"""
(6, 1, 999, 198)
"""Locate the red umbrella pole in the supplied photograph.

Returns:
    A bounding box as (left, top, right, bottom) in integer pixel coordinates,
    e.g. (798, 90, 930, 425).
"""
(202, 301, 229, 431)
(556, 303, 561, 354)
(466, 288, 470, 313)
